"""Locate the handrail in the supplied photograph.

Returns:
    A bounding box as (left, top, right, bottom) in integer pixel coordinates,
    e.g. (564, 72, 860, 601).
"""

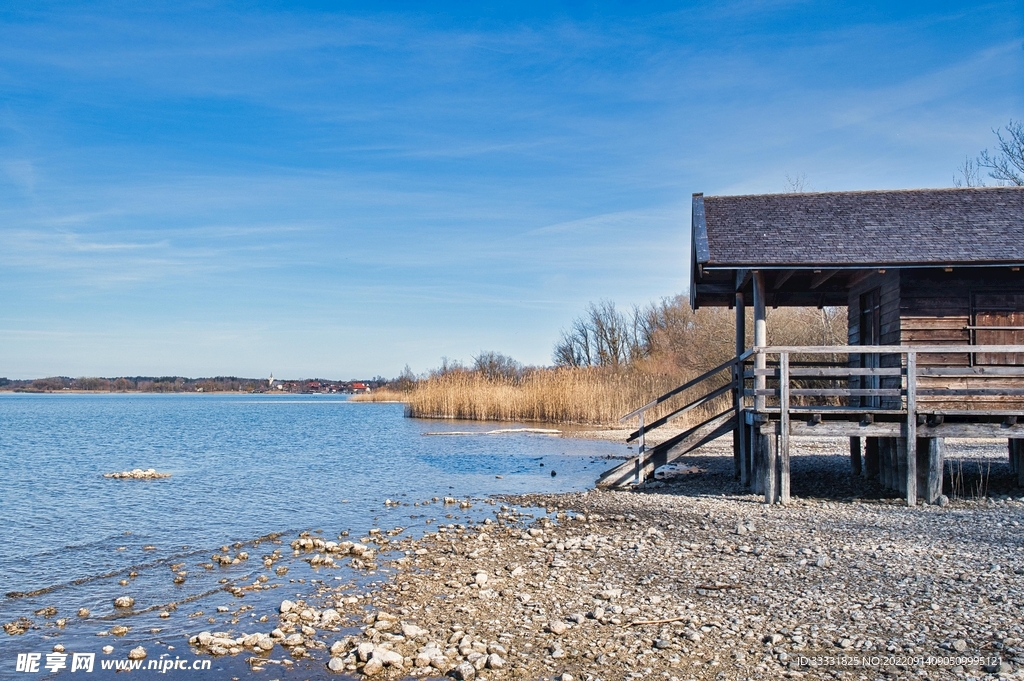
(751, 344, 1024, 354)
(618, 348, 754, 423)
(626, 383, 732, 442)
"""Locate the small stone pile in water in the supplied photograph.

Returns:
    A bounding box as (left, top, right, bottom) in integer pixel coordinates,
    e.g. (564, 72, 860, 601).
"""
(103, 468, 171, 479)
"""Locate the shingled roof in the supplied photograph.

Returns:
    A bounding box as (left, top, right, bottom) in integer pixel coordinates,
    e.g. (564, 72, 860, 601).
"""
(694, 186, 1024, 268)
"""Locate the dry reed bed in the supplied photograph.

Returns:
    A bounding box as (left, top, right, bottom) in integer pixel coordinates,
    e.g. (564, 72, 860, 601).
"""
(352, 367, 731, 427)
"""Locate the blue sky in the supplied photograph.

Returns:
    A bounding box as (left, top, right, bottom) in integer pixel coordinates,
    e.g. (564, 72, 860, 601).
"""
(1, 1, 1021, 379)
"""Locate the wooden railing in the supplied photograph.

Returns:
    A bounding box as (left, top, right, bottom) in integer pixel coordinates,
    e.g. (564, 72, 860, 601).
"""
(617, 350, 752, 483)
(615, 345, 1024, 497)
(742, 345, 1024, 417)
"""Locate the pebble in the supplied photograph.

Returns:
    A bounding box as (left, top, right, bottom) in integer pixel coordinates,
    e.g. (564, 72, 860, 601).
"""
(547, 620, 568, 635)
(171, 436, 1024, 681)
(450, 661, 476, 680)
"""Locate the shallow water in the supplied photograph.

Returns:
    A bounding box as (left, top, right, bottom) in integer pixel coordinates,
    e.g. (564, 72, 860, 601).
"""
(0, 393, 626, 677)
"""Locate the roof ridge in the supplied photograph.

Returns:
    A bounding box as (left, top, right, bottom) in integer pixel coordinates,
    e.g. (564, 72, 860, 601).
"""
(704, 186, 1024, 200)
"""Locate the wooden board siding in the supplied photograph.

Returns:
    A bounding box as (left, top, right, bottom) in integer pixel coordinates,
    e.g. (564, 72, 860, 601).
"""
(901, 269, 1024, 410)
(847, 271, 900, 409)
(845, 269, 1024, 412)
(974, 292, 1024, 365)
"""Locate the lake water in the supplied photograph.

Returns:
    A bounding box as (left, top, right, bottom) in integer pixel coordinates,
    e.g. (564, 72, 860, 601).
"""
(0, 393, 627, 678)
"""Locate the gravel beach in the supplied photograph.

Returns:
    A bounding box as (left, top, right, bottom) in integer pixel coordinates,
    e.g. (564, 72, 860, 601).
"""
(190, 436, 1024, 681)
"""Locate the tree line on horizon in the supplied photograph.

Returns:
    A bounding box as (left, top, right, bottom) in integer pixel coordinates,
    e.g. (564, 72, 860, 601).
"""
(0, 376, 387, 394)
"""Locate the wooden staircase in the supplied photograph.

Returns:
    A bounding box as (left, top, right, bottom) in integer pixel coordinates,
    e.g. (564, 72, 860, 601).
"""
(597, 353, 747, 488)
(596, 410, 736, 488)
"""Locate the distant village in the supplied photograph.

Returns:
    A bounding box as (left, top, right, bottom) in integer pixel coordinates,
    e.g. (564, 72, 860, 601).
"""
(0, 376, 386, 394)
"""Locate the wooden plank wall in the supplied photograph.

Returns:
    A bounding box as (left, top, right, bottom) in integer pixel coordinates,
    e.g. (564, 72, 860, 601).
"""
(848, 268, 1024, 412)
(902, 270, 1024, 411)
(848, 271, 901, 409)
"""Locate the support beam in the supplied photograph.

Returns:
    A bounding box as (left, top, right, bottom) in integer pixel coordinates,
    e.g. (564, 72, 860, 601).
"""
(846, 268, 875, 288)
(752, 271, 768, 502)
(762, 431, 777, 504)
(752, 415, 766, 495)
(772, 269, 796, 290)
(809, 269, 839, 289)
(905, 351, 918, 506)
(896, 438, 908, 495)
(779, 353, 790, 505)
(864, 437, 879, 479)
(926, 438, 944, 504)
(735, 268, 752, 292)
(879, 438, 892, 489)
(735, 291, 747, 485)
(753, 272, 767, 414)
(850, 437, 862, 477)
(1012, 440, 1024, 487)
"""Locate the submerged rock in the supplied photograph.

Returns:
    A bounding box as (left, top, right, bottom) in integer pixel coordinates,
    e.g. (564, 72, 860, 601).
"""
(104, 468, 171, 480)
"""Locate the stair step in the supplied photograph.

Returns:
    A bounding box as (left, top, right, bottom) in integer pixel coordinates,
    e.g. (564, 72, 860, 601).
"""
(597, 410, 736, 489)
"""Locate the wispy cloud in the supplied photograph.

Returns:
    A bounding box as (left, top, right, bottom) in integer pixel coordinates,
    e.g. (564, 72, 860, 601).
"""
(0, 1, 1020, 376)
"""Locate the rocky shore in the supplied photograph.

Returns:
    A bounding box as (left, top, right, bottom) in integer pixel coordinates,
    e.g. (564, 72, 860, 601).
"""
(186, 438, 1023, 681)
(11, 437, 1021, 680)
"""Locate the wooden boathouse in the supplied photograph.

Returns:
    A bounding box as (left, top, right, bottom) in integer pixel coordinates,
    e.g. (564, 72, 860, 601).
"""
(600, 186, 1024, 505)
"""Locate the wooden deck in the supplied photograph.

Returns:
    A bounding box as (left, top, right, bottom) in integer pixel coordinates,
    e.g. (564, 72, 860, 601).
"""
(603, 344, 1024, 506)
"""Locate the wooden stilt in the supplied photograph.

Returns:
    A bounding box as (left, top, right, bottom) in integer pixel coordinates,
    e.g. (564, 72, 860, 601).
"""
(849, 437, 862, 477)
(879, 438, 891, 489)
(864, 437, 879, 480)
(1012, 440, 1024, 488)
(734, 291, 745, 483)
(896, 438, 908, 496)
(915, 438, 928, 501)
(779, 353, 790, 506)
(905, 352, 917, 506)
(926, 438, 944, 504)
(749, 420, 757, 488)
(752, 272, 768, 502)
(752, 423, 764, 495)
(763, 430, 777, 505)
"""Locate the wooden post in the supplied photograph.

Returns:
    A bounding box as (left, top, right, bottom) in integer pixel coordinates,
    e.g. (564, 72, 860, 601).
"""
(878, 438, 890, 488)
(762, 427, 777, 505)
(752, 272, 767, 414)
(926, 438, 944, 504)
(749, 274, 765, 501)
(735, 291, 746, 483)
(916, 438, 929, 501)
(779, 352, 790, 505)
(864, 437, 879, 479)
(635, 412, 645, 485)
(905, 351, 918, 506)
(752, 272, 768, 501)
(1012, 440, 1024, 487)
(849, 437, 862, 477)
(896, 438, 908, 495)
(752, 415, 765, 495)
(1019, 441, 1024, 488)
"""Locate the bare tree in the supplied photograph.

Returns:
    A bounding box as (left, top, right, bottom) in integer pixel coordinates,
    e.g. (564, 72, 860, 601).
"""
(953, 157, 986, 188)
(975, 120, 1024, 186)
(472, 351, 522, 381)
(553, 300, 645, 368)
(784, 173, 811, 193)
